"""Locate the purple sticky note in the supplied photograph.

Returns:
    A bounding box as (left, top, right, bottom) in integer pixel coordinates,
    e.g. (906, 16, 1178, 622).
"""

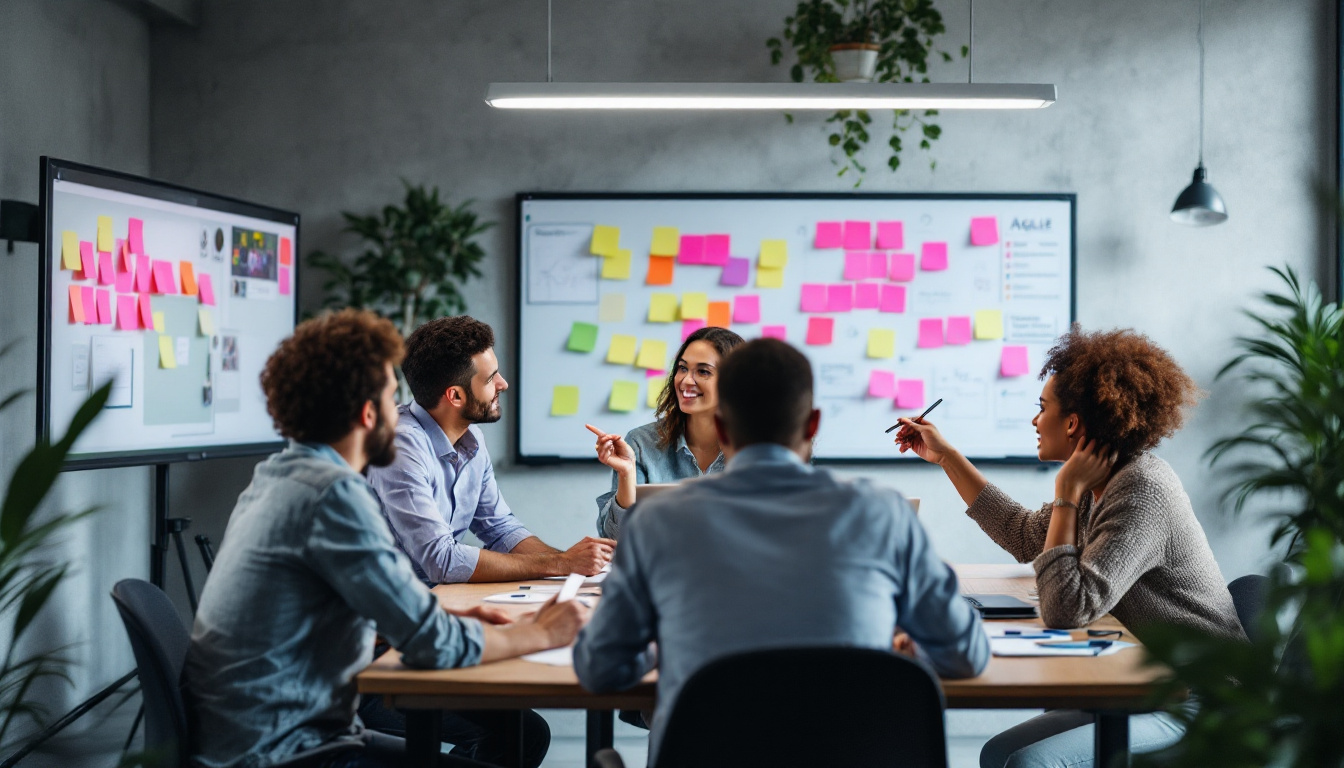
(855, 283, 880, 309)
(800, 283, 828, 313)
(704, 234, 730, 265)
(678, 235, 705, 265)
(868, 252, 888, 279)
(115, 264, 134, 294)
(733, 295, 761, 324)
(876, 221, 904, 250)
(135, 254, 152, 293)
(1001, 345, 1030, 377)
(879, 285, 906, 313)
(647, 369, 666, 379)
(80, 286, 96, 325)
(843, 252, 868, 281)
(199, 274, 216, 306)
(95, 289, 112, 324)
(279, 266, 291, 295)
(762, 325, 787, 340)
(888, 253, 916, 282)
(947, 316, 972, 345)
(869, 370, 896, 398)
(815, 222, 843, 249)
(826, 284, 853, 312)
(97, 252, 114, 285)
(896, 379, 926, 410)
(970, 216, 999, 246)
(720, 257, 750, 286)
(920, 242, 948, 271)
(78, 241, 96, 280)
(138, 293, 154, 329)
(681, 319, 707, 341)
(917, 318, 945, 348)
(806, 317, 834, 345)
(128, 218, 145, 255)
(116, 295, 138, 329)
(843, 221, 871, 250)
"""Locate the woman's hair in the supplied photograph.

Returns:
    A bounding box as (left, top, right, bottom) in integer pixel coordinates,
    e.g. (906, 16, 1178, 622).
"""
(1041, 325, 1201, 460)
(654, 326, 745, 449)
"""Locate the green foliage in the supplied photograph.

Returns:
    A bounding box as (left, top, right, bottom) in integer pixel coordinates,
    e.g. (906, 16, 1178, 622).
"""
(307, 181, 494, 336)
(766, 0, 963, 184)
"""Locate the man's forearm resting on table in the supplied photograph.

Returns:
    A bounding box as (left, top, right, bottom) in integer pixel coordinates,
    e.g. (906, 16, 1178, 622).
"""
(508, 536, 561, 556)
(468, 546, 568, 582)
(476, 621, 556, 664)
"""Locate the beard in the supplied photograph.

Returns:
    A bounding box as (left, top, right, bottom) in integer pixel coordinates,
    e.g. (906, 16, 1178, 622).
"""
(463, 387, 502, 424)
(364, 407, 398, 468)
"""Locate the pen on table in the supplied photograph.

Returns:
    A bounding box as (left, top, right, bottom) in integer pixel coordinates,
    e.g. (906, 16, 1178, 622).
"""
(886, 398, 944, 434)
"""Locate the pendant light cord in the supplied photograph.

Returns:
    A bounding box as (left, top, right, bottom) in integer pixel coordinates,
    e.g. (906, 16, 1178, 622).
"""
(968, 0, 974, 84)
(1197, 0, 1205, 165)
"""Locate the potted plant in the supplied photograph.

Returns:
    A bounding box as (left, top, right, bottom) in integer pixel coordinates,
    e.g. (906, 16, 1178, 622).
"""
(767, 0, 966, 182)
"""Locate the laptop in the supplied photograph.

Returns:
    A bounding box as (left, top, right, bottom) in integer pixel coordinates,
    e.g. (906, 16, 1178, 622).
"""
(963, 594, 1039, 619)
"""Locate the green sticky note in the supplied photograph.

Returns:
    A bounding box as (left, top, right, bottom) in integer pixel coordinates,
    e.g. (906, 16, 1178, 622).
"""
(867, 328, 895, 358)
(680, 292, 709, 320)
(551, 385, 580, 416)
(648, 293, 678, 323)
(609, 380, 640, 412)
(974, 309, 1004, 340)
(599, 293, 626, 322)
(647, 379, 665, 408)
(635, 339, 668, 370)
(607, 334, 638, 365)
(650, 226, 680, 257)
(158, 334, 177, 369)
(567, 321, 599, 353)
(602, 248, 632, 280)
(759, 239, 788, 269)
(591, 225, 621, 257)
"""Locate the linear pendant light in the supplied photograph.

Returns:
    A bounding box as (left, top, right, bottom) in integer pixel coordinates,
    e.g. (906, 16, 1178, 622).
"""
(484, 0, 1056, 111)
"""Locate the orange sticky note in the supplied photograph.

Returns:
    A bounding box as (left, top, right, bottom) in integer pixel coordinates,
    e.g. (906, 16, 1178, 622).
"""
(180, 261, 198, 296)
(707, 301, 731, 329)
(646, 255, 675, 286)
(68, 286, 86, 323)
(280, 237, 293, 266)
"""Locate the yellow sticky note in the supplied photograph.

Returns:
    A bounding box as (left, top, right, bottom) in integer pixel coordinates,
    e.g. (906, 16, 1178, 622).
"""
(648, 293, 678, 322)
(152, 311, 166, 333)
(591, 225, 620, 257)
(756, 267, 785, 288)
(648, 379, 665, 408)
(680, 292, 709, 320)
(551, 385, 580, 416)
(867, 328, 896, 358)
(96, 216, 114, 253)
(635, 339, 668, 370)
(198, 307, 215, 336)
(158, 335, 177, 369)
(974, 309, 1004, 340)
(760, 240, 788, 269)
(607, 334, 638, 365)
(650, 226, 680, 257)
(61, 231, 81, 270)
(599, 293, 626, 322)
(609, 381, 640, 413)
(601, 248, 632, 280)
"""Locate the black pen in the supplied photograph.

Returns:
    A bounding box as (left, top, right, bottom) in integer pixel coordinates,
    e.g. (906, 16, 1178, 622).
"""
(885, 398, 943, 434)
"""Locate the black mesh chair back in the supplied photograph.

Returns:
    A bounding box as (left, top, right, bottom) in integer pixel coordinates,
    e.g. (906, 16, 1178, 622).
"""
(112, 579, 192, 768)
(1228, 574, 1270, 643)
(654, 646, 948, 768)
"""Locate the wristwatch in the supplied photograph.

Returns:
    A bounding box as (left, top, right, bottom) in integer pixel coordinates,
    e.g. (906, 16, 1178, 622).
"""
(1051, 498, 1079, 510)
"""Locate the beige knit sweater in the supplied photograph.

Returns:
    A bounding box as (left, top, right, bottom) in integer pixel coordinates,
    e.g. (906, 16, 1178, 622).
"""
(966, 453, 1246, 643)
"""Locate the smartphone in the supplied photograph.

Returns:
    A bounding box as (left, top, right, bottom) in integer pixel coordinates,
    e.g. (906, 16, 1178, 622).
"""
(556, 572, 586, 603)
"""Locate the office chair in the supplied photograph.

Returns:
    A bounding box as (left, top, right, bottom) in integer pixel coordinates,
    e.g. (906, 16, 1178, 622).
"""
(1228, 574, 1270, 643)
(591, 646, 948, 768)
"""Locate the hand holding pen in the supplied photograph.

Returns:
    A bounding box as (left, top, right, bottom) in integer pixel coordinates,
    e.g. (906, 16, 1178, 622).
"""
(890, 399, 955, 464)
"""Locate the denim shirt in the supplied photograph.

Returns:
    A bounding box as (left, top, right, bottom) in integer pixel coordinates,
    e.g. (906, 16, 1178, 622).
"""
(574, 443, 990, 764)
(185, 442, 485, 768)
(367, 402, 534, 584)
(595, 421, 725, 538)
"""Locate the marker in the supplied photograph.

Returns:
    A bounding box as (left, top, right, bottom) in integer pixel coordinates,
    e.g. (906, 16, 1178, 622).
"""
(886, 398, 944, 434)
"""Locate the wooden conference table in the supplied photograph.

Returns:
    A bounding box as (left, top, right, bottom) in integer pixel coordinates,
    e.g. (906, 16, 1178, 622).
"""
(358, 564, 1168, 768)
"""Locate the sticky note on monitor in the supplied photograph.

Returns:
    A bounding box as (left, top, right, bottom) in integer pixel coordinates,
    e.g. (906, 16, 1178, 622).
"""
(896, 379, 925, 409)
(599, 293, 626, 322)
(879, 285, 906, 313)
(720, 257, 750, 287)
(707, 301, 731, 328)
(920, 242, 948, 271)
(756, 267, 784, 289)
(606, 334, 638, 365)
(609, 381, 640, 412)
(678, 235, 705, 265)
(759, 240, 788, 269)
(867, 329, 895, 358)
(826, 284, 853, 312)
(1001, 346, 1030, 377)
(733, 295, 760, 324)
(61, 231, 81, 270)
(946, 316, 972, 345)
(800, 283, 827, 313)
(158, 335, 177, 369)
(279, 267, 291, 296)
(646, 256, 675, 286)
(650, 227, 680, 257)
(601, 249, 632, 280)
(97, 216, 114, 253)
(843, 252, 868, 281)
(868, 370, 896, 398)
(855, 283, 879, 309)
(551, 385, 580, 416)
(970, 216, 999, 246)
(648, 293, 678, 322)
(703, 234, 730, 265)
(680, 292, 708, 320)
(974, 309, 1004, 340)
(806, 317, 834, 346)
(280, 237, 293, 266)
(868, 252, 887, 279)
(636, 339, 668, 370)
(815, 222, 843, 249)
(566, 321, 599, 353)
(917, 318, 945, 348)
(843, 220, 871, 250)
(591, 225, 620, 257)
(889, 253, 915, 282)
(876, 221, 904, 250)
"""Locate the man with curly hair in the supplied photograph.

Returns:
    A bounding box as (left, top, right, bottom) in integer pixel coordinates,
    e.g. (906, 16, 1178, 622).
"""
(185, 310, 588, 768)
(368, 315, 615, 584)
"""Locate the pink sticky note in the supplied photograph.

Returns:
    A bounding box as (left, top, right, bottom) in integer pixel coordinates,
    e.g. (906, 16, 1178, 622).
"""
(920, 242, 948, 271)
(869, 370, 896, 398)
(762, 325, 787, 340)
(1001, 345, 1030, 377)
(843, 220, 871, 250)
(970, 216, 999, 246)
(815, 222, 843, 249)
(896, 379, 926, 409)
(116, 295, 138, 329)
(80, 287, 96, 325)
(733, 295, 761, 324)
(855, 283, 880, 309)
(889, 253, 916, 282)
(876, 221, 904, 250)
(721, 257, 750, 286)
(95, 289, 112, 324)
(116, 238, 131, 271)
(152, 260, 177, 294)
(78, 241, 96, 280)
(138, 293, 154, 329)
(279, 267, 292, 295)
(135, 255, 152, 293)
(68, 286, 85, 324)
(280, 237, 293, 266)
(199, 274, 216, 306)
(115, 265, 134, 294)
(843, 252, 868, 281)
(868, 252, 888, 279)
(826, 284, 853, 312)
(917, 318, 945, 348)
(800, 283, 828, 313)
(806, 317, 834, 345)
(947, 316, 973, 345)
(128, 218, 144, 255)
(646, 369, 666, 379)
(704, 234, 730, 266)
(678, 235, 705, 265)
(681, 319, 707, 341)
(879, 285, 906, 313)
(97, 251, 114, 285)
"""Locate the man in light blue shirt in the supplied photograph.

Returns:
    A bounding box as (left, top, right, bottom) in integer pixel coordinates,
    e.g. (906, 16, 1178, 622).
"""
(367, 316, 615, 583)
(573, 339, 990, 764)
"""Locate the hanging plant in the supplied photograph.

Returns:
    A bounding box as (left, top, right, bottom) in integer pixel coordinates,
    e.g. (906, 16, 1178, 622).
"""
(767, 0, 966, 183)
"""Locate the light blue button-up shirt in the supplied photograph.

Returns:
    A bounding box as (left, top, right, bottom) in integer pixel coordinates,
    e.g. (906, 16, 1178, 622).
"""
(595, 421, 725, 539)
(185, 441, 485, 768)
(574, 443, 990, 764)
(367, 402, 534, 584)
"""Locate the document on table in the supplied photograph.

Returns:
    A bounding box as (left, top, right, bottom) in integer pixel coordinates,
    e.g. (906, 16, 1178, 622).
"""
(543, 564, 610, 585)
(990, 638, 1135, 657)
(522, 645, 574, 667)
(482, 586, 560, 604)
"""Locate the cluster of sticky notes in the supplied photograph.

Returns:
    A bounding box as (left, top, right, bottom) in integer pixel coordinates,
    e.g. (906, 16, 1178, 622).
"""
(842, 252, 891, 281)
(865, 371, 926, 409)
(589, 225, 633, 282)
(815, 220, 906, 251)
(757, 240, 787, 288)
(799, 283, 905, 315)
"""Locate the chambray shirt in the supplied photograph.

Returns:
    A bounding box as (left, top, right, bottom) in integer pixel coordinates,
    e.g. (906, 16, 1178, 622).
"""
(366, 402, 534, 584)
(574, 443, 990, 764)
(595, 421, 725, 539)
(185, 442, 484, 768)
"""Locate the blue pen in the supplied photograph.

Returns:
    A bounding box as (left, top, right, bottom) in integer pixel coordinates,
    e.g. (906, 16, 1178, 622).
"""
(1004, 629, 1068, 639)
(1035, 639, 1113, 651)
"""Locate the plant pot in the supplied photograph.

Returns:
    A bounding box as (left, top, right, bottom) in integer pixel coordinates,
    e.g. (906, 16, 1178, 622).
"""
(829, 43, 880, 83)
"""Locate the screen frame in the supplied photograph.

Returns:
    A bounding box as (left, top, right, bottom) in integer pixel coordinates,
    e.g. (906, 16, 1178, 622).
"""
(512, 191, 1077, 466)
(38, 156, 299, 470)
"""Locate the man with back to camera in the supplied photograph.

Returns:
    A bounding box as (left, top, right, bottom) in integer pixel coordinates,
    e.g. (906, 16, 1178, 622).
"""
(185, 309, 589, 768)
(573, 338, 990, 764)
(367, 315, 616, 583)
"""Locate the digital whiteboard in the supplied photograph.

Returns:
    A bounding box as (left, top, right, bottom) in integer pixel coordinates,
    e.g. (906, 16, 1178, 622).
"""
(39, 158, 298, 468)
(515, 193, 1075, 463)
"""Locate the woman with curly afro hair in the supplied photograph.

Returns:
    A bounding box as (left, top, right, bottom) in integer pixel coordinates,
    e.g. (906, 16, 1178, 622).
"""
(894, 326, 1245, 768)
